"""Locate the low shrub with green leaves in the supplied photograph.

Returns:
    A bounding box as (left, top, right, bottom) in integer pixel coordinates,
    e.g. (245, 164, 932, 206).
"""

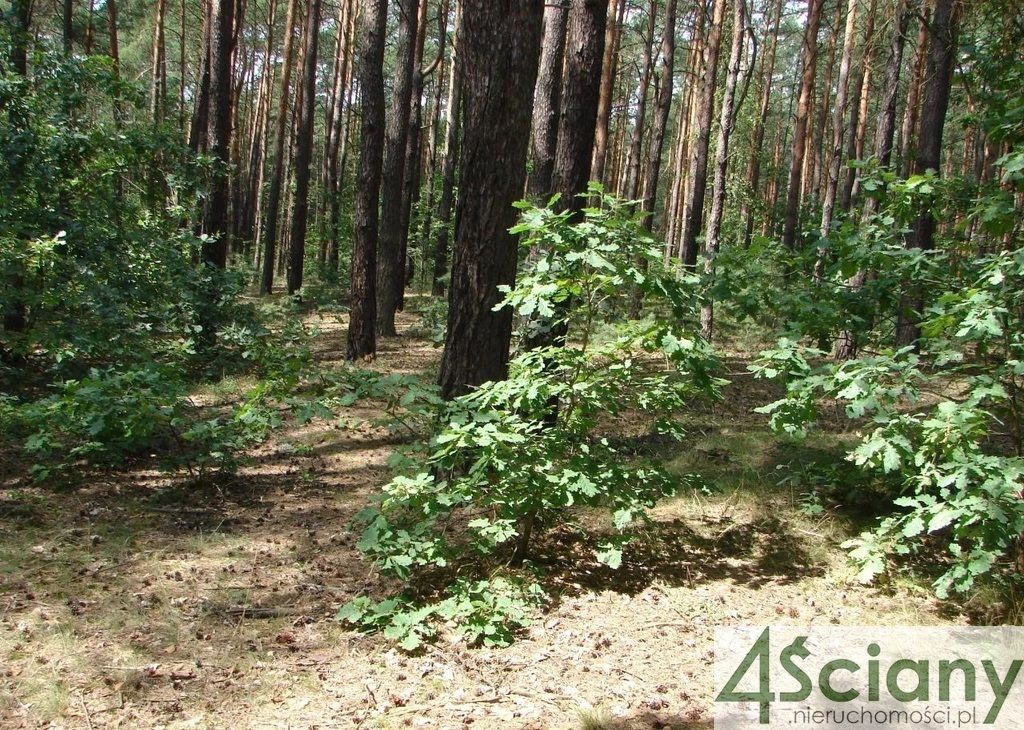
(752, 244, 1024, 596)
(339, 192, 722, 648)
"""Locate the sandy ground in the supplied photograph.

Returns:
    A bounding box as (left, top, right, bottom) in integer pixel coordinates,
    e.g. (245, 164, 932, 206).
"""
(0, 309, 965, 729)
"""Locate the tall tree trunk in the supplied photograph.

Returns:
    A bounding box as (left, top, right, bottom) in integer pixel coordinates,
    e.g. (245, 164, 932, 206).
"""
(84, 0, 95, 54)
(397, 0, 433, 311)
(150, 0, 168, 122)
(325, 0, 356, 272)
(259, 0, 298, 294)
(241, 0, 277, 248)
(3, 0, 31, 338)
(553, 0, 608, 216)
(808, 0, 844, 203)
(898, 5, 930, 178)
(347, 0, 388, 359)
(632, 0, 676, 316)
(780, 0, 825, 250)
(639, 0, 677, 229)
(820, 0, 860, 235)
(438, 0, 544, 398)
(431, 2, 462, 297)
(895, 0, 959, 346)
(416, 0, 451, 284)
(591, 0, 626, 185)
(700, 0, 747, 338)
(286, 0, 321, 295)
(679, 0, 726, 267)
(62, 0, 74, 54)
(201, 0, 236, 269)
(621, 0, 657, 201)
(840, 0, 877, 211)
(740, 0, 783, 248)
(376, 0, 420, 337)
(527, 1, 569, 200)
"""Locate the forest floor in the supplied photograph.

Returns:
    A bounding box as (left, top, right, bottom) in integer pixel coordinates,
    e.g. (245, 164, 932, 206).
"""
(0, 301, 975, 729)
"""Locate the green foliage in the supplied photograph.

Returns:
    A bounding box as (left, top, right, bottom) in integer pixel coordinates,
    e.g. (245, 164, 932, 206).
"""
(338, 577, 545, 651)
(340, 192, 722, 648)
(752, 242, 1024, 596)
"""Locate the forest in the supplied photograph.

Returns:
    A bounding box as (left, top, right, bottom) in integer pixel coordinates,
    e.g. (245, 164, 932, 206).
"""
(1, 0, 1022, 726)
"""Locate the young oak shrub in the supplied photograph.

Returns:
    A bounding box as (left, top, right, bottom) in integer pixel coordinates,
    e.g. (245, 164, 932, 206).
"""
(339, 191, 722, 648)
(752, 248, 1024, 597)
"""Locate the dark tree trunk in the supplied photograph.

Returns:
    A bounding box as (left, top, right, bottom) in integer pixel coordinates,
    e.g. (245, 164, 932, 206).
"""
(347, 0, 388, 360)
(3, 0, 31, 338)
(63, 0, 74, 53)
(895, 0, 959, 347)
(438, 0, 544, 398)
(679, 0, 726, 267)
(397, 0, 432, 312)
(780, 0, 825, 250)
(527, 1, 569, 200)
(286, 0, 321, 295)
(840, 0, 877, 212)
(259, 0, 298, 294)
(552, 0, 608, 216)
(376, 0, 420, 337)
(189, 2, 211, 152)
(201, 0, 236, 269)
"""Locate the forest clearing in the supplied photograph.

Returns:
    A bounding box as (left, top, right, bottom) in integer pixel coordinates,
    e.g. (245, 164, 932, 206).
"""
(1, 0, 1023, 727)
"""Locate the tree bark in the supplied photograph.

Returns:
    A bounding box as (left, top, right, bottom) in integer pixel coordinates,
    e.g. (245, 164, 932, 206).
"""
(740, 0, 783, 248)
(701, 0, 747, 338)
(376, 0, 419, 337)
(898, 4, 930, 178)
(286, 0, 321, 295)
(840, 0, 877, 211)
(820, 0, 860, 235)
(679, 0, 726, 267)
(591, 0, 626, 185)
(200, 0, 236, 269)
(347, 0, 388, 360)
(780, 0, 825, 250)
(621, 0, 657, 202)
(150, 0, 168, 122)
(527, 1, 569, 200)
(895, 0, 959, 346)
(431, 2, 462, 297)
(259, 0, 298, 294)
(438, 0, 544, 398)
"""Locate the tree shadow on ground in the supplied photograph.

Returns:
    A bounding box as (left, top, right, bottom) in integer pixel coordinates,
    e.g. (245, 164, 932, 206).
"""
(533, 509, 825, 601)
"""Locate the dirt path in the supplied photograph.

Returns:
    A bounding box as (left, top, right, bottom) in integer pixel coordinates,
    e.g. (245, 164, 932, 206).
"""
(0, 310, 964, 729)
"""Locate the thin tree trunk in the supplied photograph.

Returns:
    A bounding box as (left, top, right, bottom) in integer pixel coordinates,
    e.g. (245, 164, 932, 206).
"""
(631, 0, 676, 316)
(527, 1, 569, 200)
(740, 0, 783, 248)
(431, 3, 462, 297)
(591, 0, 626, 185)
(679, 0, 726, 267)
(700, 0, 747, 338)
(820, 0, 860, 235)
(438, 0, 544, 398)
(347, 0, 388, 359)
(150, 0, 168, 122)
(835, 0, 911, 360)
(621, 0, 657, 201)
(397, 0, 433, 310)
(286, 0, 321, 295)
(808, 0, 844, 202)
(898, 4, 930, 178)
(840, 0, 877, 211)
(781, 0, 825, 250)
(201, 0, 236, 269)
(416, 0, 450, 284)
(376, 0, 419, 337)
(259, 0, 298, 294)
